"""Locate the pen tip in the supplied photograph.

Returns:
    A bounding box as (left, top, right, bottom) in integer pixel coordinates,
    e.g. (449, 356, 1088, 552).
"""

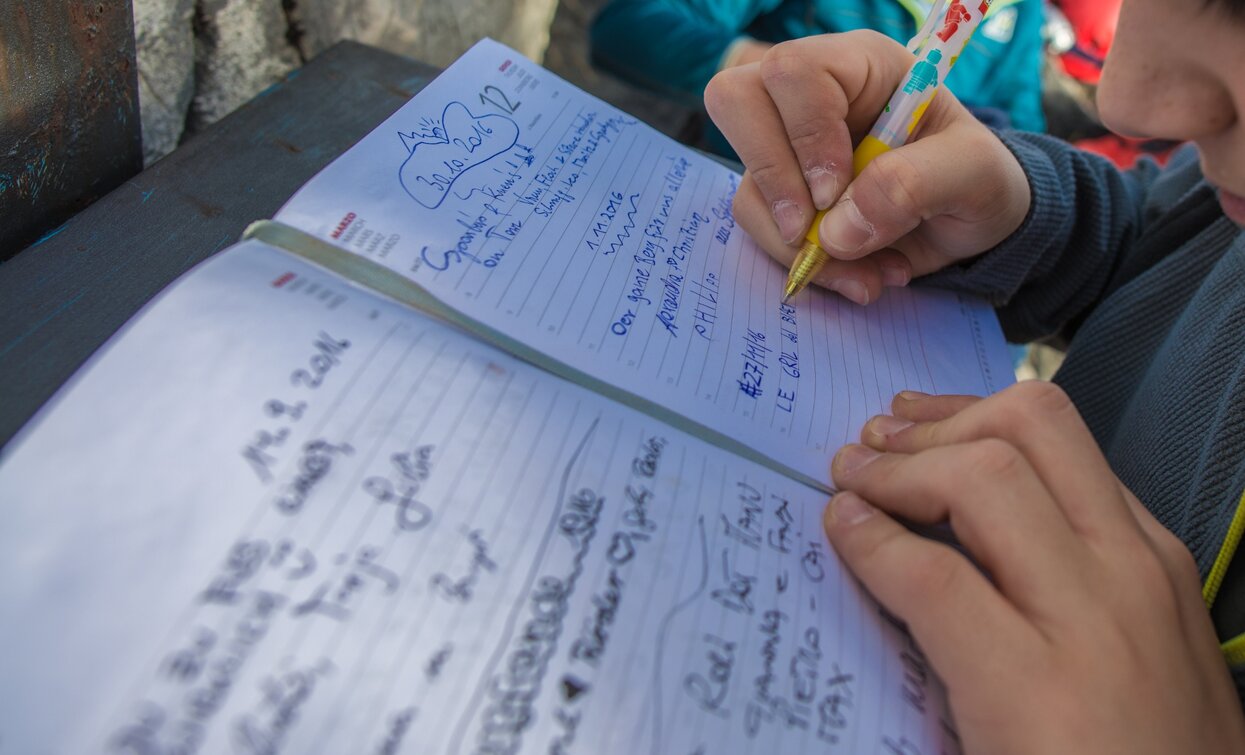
(782, 279, 800, 304)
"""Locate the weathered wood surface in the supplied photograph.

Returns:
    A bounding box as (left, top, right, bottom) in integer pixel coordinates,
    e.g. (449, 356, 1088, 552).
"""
(0, 41, 439, 448)
(0, 0, 143, 258)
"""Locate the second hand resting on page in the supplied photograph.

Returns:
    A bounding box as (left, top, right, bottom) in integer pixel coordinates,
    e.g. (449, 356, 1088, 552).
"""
(702, 30, 1245, 754)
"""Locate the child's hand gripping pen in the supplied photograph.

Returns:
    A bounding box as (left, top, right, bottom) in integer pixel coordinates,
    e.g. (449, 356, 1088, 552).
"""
(782, 0, 994, 303)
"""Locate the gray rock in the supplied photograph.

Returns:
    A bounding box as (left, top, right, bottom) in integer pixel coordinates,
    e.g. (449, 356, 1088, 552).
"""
(132, 0, 560, 165)
(133, 0, 195, 165)
(190, 0, 302, 131)
(292, 0, 559, 67)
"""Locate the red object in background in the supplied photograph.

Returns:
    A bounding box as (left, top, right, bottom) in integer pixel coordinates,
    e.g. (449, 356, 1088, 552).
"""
(1051, 0, 1122, 84)
(1074, 133, 1180, 169)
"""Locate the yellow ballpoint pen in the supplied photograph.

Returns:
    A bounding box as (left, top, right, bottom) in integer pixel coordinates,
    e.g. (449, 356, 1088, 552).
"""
(782, 0, 995, 303)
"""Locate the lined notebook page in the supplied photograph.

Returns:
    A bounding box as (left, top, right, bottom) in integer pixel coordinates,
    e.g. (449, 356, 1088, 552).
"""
(274, 39, 1013, 486)
(0, 242, 957, 754)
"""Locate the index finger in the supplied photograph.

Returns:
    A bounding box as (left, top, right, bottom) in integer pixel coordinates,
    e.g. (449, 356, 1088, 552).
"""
(706, 32, 917, 245)
(705, 62, 814, 246)
(870, 382, 1141, 540)
(757, 40, 855, 210)
(823, 491, 1040, 694)
(757, 33, 914, 209)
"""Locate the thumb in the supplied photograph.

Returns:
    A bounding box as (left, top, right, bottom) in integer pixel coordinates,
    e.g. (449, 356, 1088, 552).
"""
(816, 113, 1013, 264)
(822, 491, 1025, 685)
(816, 143, 940, 261)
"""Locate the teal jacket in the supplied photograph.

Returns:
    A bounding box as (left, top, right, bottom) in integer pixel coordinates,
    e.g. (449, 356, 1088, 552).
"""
(590, 0, 1047, 134)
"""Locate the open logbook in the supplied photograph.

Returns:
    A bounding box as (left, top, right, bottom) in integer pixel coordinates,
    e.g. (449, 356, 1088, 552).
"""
(0, 39, 1010, 754)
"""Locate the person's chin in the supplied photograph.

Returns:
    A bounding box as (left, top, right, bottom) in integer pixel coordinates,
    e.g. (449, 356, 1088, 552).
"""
(1218, 187, 1245, 226)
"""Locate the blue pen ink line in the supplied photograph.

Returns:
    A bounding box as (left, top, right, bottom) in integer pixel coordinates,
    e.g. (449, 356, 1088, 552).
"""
(570, 141, 659, 348)
(647, 170, 708, 379)
(398, 101, 520, 211)
(109, 296, 410, 728)
(662, 174, 720, 386)
(535, 127, 639, 328)
(674, 172, 738, 388)
(470, 101, 602, 299)
(310, 352, 519, 744)
(356, 375, 538, 738)
(445, 411, 598, 753)
(597, 150, 692, 362)
(582, 435, 685, 741)
(279, 333, 457, 661)
(647, 512, 709, 754)
(696, 200, 746, 405)
(572, 139, 653, 347)
(473, 99, 581, 300)
(514, 121, 630, 318)
(378, 385, 564, 740)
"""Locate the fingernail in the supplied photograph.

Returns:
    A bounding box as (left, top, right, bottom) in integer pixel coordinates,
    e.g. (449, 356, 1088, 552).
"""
(820, 197, 875, 255)
(828, 491, 875, 527)
(829, 279, 870, 306)
(897, 390, 930, 401)
(804, 166, 839, 210)
(835, 444, 880, 476)
(880, 261, 910, 287)
(869, 414, 913, 437)
(772, 200, 806, 244)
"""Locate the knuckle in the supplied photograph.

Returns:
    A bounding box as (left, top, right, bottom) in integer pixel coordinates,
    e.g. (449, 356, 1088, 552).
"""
(905, 546, 966, 601)
(961, 438, 1027, 481)
(1121, 547, 1183, 617)
(788, 120, 836, 160)
(747, 159, 795, 199)
(703, 67, 746, 120)
(965, 125, 1004, 159)
(865, 152, 925, 217)
(1154, 529, 1201, 588)
(1103, 530, 1183, 611)
(758, 43, 802, 85)
(1009, 380, 1076, 415)
(849, 28, 896, 51)
(989, 382, 1078, 433)
(1129, 544, 1172, 588)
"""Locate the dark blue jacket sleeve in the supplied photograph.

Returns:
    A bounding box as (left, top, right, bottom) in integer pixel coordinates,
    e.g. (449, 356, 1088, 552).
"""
(925, 131, 1183, 345)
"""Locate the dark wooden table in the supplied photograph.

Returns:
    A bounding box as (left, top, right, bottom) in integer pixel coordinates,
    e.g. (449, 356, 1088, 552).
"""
(0, 41, 440, 448)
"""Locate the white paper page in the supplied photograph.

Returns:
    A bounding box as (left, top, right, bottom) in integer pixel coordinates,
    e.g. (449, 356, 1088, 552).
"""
(274, 39, 1014, 486)
(0, 241, 958, 754)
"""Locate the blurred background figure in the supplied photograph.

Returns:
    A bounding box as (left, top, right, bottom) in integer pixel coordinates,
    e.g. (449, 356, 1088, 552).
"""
(1041, 0, 1179, 166)
(588, 0, 1048, 156)
(1046, 0, 1117, 85)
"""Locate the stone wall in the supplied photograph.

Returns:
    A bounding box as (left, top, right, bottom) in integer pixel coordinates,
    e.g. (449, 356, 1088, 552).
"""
(133, 0, 559, 165)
